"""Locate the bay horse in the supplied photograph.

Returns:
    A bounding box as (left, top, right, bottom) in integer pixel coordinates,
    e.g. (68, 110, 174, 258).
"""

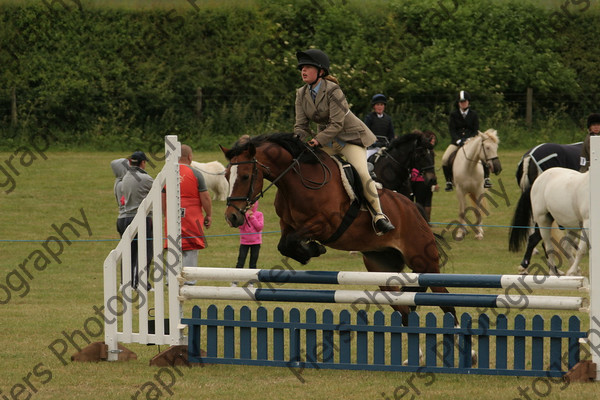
(221, 133, 456, 325)
(451, 129, 502, 240)
(508, 167, 589, 276)
(512, 142, 583, 272)
(368, 132, 436, 198)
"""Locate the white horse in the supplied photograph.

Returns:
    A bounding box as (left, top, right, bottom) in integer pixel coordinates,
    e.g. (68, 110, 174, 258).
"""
(509, 168, 589, 276)
(190, 161, 228, 201)
(452, 129, 502, 240)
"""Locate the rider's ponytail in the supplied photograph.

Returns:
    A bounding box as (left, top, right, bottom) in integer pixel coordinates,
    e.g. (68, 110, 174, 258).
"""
(325, 75, 339, 85)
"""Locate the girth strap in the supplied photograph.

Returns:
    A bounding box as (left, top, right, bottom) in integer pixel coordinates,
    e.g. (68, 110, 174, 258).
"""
(321, 199, 361, 244)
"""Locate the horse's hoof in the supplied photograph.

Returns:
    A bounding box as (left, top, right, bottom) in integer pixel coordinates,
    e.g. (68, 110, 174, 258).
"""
(402, 348, 424, 366)
(518, 266, 528, 275)
(475, 234, 484, 240)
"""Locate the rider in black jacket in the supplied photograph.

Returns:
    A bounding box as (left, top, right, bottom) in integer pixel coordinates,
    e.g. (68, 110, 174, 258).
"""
(441, 91, 491, 191)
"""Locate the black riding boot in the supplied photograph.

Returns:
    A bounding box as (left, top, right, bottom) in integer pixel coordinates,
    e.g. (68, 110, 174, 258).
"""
(483, 162, 492, 188)
(443, 165, 453, 191)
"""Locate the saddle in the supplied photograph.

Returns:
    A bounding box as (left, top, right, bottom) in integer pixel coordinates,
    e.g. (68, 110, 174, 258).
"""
(321, 155, 366, 244)
(447, 149, 459, 179)
(331, 154, 363, 202)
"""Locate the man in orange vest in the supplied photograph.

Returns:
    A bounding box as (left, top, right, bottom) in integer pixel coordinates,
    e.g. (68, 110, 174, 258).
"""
(164, 144, 212, 285)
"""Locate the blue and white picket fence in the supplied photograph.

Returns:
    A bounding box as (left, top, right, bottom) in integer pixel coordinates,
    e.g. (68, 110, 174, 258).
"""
(183, 305, 585, 377)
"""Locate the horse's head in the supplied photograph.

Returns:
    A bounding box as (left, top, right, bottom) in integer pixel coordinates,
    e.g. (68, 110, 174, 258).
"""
(414, 133, 437, 186)
(221, 137, 267, 227)
(221, 133, 306, 227)
(479, 129, 502, 175)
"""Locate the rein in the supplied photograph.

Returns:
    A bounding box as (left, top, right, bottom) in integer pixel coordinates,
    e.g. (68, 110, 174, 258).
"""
(460, 135, 499, 172)
(227, 144, 331, 214)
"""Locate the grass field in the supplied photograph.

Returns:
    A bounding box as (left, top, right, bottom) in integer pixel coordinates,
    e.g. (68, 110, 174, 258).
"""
(1, 142, 599, 400)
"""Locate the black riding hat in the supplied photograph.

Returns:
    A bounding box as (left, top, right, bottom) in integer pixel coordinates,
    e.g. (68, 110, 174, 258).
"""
(371, 94, 387, 105)
(458, 90, 471, 102)
(296, 49, 330, 76)
(587, 113, 600, 128)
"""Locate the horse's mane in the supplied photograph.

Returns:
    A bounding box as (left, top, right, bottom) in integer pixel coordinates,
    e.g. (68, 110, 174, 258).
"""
(480, 128, 499, 144)
(387, 133, 422, 151)
(224, 132, 323, 164)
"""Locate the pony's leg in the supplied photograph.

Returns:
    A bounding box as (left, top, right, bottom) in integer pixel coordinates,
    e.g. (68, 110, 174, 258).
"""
(455, 190, 468, 240)
(566, 224, 589, 276)
(468, 192, 484, 240)
(538, 217, 563, 276)
(428, 286, 458, 326)
(361, 249, 412, 324)
(276, 224, 326, 265)
(519, 229, 542, 274)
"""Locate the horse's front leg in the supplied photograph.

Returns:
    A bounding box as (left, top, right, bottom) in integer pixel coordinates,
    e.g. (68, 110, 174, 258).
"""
(277, 221, 326, 265)
(455, 190, 469, 240)
(469, 191, 485, 240)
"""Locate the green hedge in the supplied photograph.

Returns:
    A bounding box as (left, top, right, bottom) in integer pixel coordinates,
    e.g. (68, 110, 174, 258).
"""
(0, 0, 599, 150)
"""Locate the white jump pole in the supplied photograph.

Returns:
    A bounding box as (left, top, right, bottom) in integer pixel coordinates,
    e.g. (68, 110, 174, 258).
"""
(181, 267, 588, 290)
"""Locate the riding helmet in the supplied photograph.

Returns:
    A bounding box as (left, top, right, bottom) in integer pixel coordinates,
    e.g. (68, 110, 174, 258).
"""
(458, 90, 471, 102)
(587, 113, 600, 128)
(296, 49, 330, 76)
(371, 94, 387, 105)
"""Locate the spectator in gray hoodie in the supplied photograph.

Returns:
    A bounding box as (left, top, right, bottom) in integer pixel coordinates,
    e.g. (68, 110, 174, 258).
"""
(110, 158, 129, 235)
(120, 151, 154, 290)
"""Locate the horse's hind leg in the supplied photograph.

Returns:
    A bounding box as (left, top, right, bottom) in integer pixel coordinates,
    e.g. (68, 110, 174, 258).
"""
(566, 224, 589, 276)
(361, 249, 412, 324)
(519, 228, 542, 274)
(428, 286, 458, 326)
(538, 217, 563, 276)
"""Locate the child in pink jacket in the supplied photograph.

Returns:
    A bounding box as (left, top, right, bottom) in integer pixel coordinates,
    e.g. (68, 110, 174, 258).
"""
(232, 202, 263, 286)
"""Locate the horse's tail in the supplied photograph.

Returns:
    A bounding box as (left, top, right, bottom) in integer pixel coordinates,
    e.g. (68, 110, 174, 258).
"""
(518, 155, 532, 191)
(508, 187, 533, 252)
(434, 233, 450, 269)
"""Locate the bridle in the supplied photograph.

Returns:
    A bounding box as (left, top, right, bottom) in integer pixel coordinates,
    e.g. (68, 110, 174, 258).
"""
(226, 145, 331, 215)
(226, 158, 274, 214)
(380, 140, 435, 178)
(461, 135, 498, 165)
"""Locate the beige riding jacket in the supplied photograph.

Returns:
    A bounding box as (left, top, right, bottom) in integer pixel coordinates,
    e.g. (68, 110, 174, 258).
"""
(294, 79, 376, 148)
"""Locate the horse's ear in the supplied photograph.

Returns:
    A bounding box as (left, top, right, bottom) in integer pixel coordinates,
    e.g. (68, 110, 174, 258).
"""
(248, 142, 256, 157)
(219, 145, 229, 156)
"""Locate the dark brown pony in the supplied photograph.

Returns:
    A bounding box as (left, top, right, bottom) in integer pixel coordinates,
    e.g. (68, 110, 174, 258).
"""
(222, 133, 456, 324)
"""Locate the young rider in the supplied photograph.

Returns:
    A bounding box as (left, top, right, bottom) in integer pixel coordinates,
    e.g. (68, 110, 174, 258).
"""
(293, 49, 394, 235)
